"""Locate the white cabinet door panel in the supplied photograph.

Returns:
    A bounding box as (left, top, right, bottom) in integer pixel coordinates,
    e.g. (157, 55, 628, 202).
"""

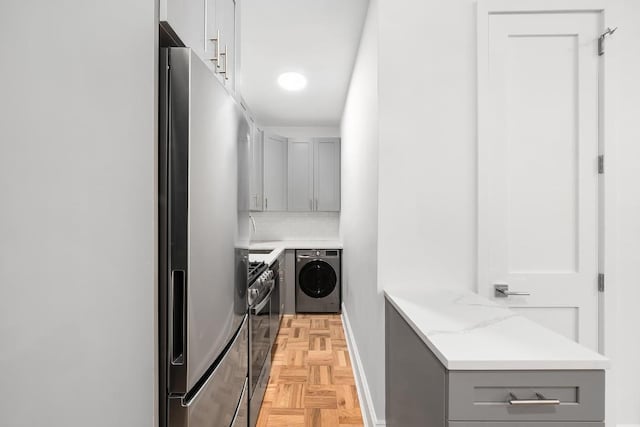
(478, 9, 601, 350)
(216, 0, 235, 91)
(202, 0, 234, 89)
(162, 0, 206, 59)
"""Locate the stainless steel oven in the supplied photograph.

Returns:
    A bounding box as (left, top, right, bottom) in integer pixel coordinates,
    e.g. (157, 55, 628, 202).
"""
(269, 260, 281, 346)
(247, 264, 274, 427)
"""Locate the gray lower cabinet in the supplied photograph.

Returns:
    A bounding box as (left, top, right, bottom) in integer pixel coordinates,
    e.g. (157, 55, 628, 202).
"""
(385, 300, 606, 427)
(448, 423, 603, 427)
(284, 250, 296, 314)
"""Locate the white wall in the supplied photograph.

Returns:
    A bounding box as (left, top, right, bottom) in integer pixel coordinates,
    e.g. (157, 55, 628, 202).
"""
(0, 2, 157, 427)
(378, 0, 477, 293)
(608, 1, 640, 424)
(339, 0, 383, 424)
(341, 0, 640, 425)
(250, 211, 339, 241)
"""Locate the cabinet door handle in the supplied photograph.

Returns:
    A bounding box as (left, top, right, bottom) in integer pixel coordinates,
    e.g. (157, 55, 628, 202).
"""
(265, 197, 268, 210)
(219, 45, 229, 80)
(208, 30, 220, 65)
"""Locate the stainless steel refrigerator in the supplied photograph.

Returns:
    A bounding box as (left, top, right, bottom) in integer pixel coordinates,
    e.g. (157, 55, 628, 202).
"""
(159, 47, 251, 427)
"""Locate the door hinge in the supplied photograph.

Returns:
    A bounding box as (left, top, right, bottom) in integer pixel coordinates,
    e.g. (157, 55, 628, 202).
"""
(598, 155, 604, 174)
(598, 27, 618, 56)
(598, 273, 605, 292)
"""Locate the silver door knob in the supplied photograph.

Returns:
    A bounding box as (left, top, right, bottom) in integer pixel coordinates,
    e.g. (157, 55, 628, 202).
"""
(494, 284, 530, 298)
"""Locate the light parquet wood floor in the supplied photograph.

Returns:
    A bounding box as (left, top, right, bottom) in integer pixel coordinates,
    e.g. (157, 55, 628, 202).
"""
(256, 314, 365, 427)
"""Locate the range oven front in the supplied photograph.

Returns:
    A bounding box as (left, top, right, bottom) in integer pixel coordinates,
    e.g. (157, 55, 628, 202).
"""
(248, 266, 274, 427)
(250, 286, 272, 393)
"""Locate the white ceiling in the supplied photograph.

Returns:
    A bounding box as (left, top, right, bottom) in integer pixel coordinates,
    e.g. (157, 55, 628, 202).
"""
(239, 0, 369, 127)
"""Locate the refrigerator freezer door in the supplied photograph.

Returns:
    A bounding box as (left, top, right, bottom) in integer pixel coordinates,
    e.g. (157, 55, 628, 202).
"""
(230, 379, 249, 427)
(169, 317, 249, 427)
(164, 47, 249, 394)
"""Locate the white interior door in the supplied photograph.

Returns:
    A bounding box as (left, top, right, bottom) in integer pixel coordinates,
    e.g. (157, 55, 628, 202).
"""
(478, 4, 602, 350)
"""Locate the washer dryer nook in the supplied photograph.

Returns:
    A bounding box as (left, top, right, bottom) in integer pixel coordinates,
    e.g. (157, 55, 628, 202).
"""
(295, 249, 341, 313)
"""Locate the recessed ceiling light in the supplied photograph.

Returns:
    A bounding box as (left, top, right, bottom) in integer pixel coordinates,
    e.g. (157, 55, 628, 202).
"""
(277, 72, 307, 91)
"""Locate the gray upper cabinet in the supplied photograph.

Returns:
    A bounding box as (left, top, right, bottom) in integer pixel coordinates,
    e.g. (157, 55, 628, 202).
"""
(252, 135, 340, 213)
(314, 138, 340, 212)
(249, 125, 263, 211)
(263, 134, 288, 211)
(288, 140, 314, 211)
(287, 138, 340, 212)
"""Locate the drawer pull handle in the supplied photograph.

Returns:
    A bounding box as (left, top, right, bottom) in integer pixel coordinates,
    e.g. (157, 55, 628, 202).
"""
(508, 393, 560, 406)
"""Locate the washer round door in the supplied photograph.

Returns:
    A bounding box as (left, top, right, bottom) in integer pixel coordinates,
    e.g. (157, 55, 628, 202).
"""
(299, 260, 337, 298)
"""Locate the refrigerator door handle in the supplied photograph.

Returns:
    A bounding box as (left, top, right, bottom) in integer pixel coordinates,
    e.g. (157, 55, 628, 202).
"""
(170, 270, 186, 365)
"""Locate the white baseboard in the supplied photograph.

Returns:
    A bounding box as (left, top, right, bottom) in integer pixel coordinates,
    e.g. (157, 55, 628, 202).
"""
(341, 303, 386, 426)
(618, 425, 640, 427)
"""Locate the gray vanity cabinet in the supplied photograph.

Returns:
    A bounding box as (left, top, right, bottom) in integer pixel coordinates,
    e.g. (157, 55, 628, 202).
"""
(448, 423, 603, 427)
(385, 300, 605, 427)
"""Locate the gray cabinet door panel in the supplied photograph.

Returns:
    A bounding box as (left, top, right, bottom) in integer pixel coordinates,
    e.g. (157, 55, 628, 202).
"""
(287, 140, 314, 211)
(449, 422, 604, 427)
(263, 134, 288, 211)
(385, 302, 446, 427)
(313, 138, 340, 211)
(448, 370, 604, 422)
(284, 250, 296, 314)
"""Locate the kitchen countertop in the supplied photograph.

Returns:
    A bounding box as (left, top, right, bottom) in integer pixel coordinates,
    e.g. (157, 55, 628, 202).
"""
(248, 240, 343, 265)
(384, 288, 609, 371)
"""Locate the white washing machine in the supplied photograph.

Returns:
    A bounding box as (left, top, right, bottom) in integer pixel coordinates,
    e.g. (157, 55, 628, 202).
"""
(295, 249, 341, 313)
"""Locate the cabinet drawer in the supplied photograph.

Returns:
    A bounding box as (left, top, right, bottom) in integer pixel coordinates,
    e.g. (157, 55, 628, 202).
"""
(449, 423, 604, 427)
(448, 370, 604, 422)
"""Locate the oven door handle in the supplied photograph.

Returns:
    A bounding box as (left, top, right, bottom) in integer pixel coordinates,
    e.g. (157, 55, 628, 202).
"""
(251, 282, 274, 314)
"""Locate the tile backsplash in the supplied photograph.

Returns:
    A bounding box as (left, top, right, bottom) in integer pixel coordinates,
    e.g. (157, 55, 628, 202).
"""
(250, 211, 340, 241)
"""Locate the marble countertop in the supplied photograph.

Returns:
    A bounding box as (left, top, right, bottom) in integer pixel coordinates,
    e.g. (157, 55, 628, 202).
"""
(384, 288, 609, 371)
(248, 240, 342, 265)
